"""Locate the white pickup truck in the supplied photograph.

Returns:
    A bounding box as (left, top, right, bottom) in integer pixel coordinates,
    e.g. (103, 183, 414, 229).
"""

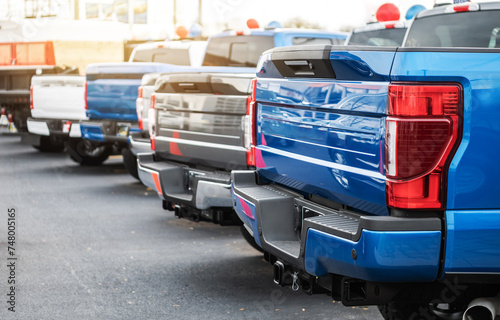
(124, 40, 207, 178)
(27, 75, 86, 152)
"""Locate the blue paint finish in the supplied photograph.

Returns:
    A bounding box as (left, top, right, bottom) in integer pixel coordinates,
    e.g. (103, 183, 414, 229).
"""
(391, 51, 500, 210)
(304, 229, 441, 282)
(255, 51, 393, 215)
(86, 78, 141, 121)
(329, 50, 396, 81)
(231, 187, 261, 247)
(444, 210, 500, 273)
(80, 124, 104, 142)
(85, 62, 178, 122)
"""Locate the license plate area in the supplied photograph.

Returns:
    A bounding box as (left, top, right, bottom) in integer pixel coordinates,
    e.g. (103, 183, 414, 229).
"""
(117, 123, 130, 137)
(187, 170, 206, 191)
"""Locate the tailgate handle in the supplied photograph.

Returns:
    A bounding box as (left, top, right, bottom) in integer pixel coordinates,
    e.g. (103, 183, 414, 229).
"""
(177, 82, 199, 93)
(284, 60, 315, 76)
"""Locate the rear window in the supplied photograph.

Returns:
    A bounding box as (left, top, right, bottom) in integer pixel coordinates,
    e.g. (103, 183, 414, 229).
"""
(203, 36, 274, 67)
(348, 28, 407, 46)
(405, 10, 500, 48)
(132, 48, 191, 65)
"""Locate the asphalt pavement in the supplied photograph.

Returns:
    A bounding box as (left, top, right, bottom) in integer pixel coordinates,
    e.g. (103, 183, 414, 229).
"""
(0, 134, 382, 320)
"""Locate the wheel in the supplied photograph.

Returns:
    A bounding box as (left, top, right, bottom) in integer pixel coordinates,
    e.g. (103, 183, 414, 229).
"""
(240, 226, 263, 252)
(65, 138, 111, 166)
(378, 301, 464, 320)
(122, 147, 139, 180)
(33, 135, 65, 152)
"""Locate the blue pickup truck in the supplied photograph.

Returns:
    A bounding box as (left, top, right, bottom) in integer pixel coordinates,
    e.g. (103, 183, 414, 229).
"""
(67, 41, 203, 166)
(231, 3, 500, 319)
(137, 29, 346, 239)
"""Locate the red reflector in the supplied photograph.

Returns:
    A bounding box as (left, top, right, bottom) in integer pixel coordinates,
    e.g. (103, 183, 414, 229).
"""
(30, 85, 34, 109)
(385, 83, 462, 210)
(385, 23, 396, 29)
(454, 5, 469, 12)
(139, 119, 143, 131)
(151, 136, 155, 150)
(151, 172, 162, 195)
(138, 86, 143, 99)
(63, 121, 71, 133)
(236, 31, 244, 36)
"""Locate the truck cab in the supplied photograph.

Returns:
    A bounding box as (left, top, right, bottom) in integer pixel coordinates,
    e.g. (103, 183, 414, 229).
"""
(345, 21, 409, 46)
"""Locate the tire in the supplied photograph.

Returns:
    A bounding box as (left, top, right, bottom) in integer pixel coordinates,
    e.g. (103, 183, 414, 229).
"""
(33, 136, 65, 152)
(122, 147, 139, 180)
(240, 226, 263, 252)
(66, 138, 111, 166)
(378, 301, 464, 320)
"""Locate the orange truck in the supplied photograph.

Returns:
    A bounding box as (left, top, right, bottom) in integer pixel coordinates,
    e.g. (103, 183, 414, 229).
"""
(0, 41, 78, 133)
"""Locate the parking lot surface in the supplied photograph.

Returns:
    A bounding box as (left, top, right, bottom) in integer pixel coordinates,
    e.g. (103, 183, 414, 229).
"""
(0, 135, 381, 320)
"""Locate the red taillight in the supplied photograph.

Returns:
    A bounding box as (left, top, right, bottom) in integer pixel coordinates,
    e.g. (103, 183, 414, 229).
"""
(137, 86, 144, 130)
(30, 85, 34, 109)
(7, 114, 13, 123)
(84, 81, 88, 110)
(1, 107, 5, 115)
(149, 93, 156, 150)
(150, 94, 155, 109)
(385, 23, 396, 29)
(385, 83, 462, 210)
(246, 78, 257, 166)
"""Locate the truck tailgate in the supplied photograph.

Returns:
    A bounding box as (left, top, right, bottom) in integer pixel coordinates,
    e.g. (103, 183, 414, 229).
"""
(153, 72, 255, 170)
(85, 62, 179, 121)
(255, 46, 396, 216)
(31, 75, 86, 120)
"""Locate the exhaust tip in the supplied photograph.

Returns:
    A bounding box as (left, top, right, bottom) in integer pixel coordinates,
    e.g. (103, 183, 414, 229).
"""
(463, 297, 500, 320)
(463, 306, 493, 320)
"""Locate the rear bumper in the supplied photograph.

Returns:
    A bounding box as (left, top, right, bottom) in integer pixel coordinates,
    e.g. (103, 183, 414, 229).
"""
(80, 120, 140, 145)
(137, 153, 233, 210)
(231, 170, 443, 283)
(27, 118, 82, 138)
(129, 131, 151, 156)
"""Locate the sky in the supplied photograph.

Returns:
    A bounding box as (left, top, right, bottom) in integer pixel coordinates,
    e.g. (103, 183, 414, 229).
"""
(0, 0, 463, 41)
(179, 0, 438, 33)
